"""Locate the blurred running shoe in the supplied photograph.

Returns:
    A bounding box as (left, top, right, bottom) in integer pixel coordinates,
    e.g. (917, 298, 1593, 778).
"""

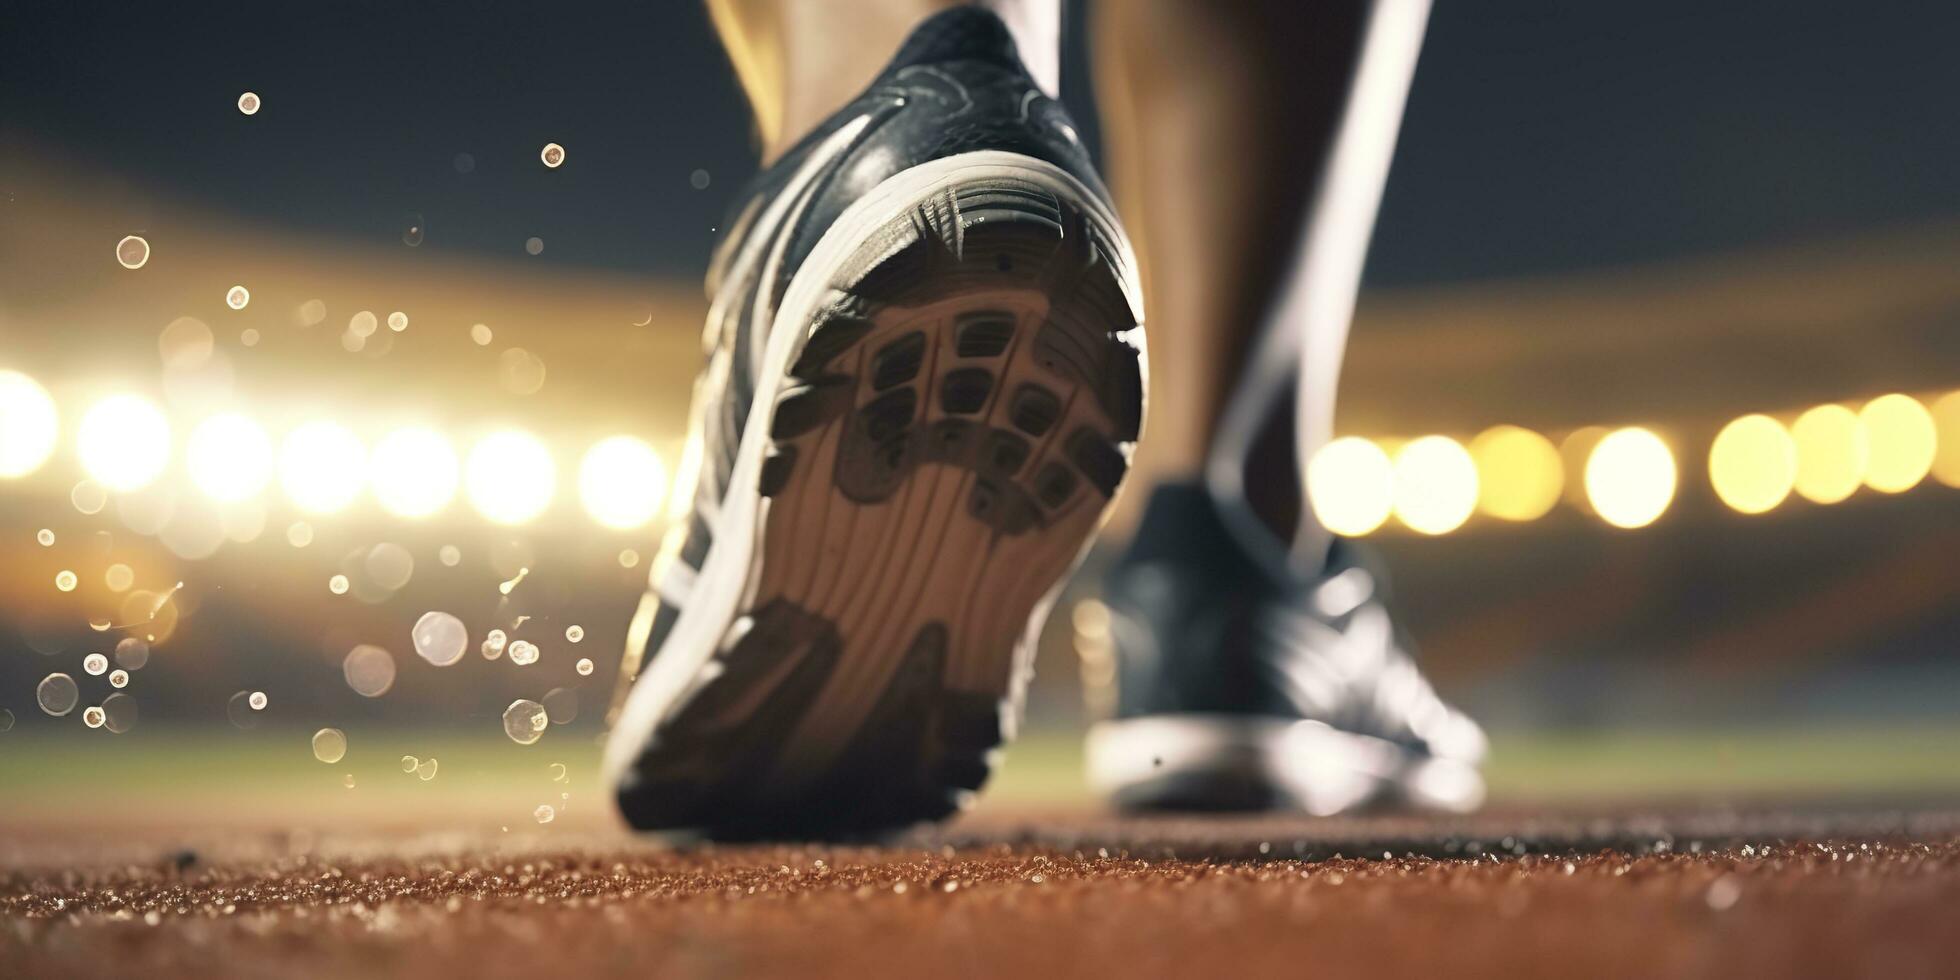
(1085, 483, 1486, 815)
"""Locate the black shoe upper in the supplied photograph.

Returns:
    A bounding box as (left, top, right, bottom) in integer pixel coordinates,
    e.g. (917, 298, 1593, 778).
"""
(1103, 483, 1487, 764)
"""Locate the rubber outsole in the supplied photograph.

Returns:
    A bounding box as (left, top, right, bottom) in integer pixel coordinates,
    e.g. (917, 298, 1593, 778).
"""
(616, 161, 1142, 838)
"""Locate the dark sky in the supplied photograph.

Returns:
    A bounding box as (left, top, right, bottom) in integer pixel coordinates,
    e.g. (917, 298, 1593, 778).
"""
(3, 0, 1957, 288)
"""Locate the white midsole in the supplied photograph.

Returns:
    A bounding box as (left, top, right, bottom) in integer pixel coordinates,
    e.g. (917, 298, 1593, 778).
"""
(1086, 714, 1485, 816)
(604, 150, 1137, 792)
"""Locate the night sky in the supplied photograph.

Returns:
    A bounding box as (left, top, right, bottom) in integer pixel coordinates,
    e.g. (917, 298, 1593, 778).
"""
(3, 0, 1957, 288)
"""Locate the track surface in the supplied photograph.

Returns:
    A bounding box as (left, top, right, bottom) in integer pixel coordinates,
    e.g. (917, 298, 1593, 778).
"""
(6, 806, 1960, 978)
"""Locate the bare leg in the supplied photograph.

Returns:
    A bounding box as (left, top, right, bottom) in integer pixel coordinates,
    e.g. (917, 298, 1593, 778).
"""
(1094, 0, 1429, 568)
(707, 0, 1061, 164)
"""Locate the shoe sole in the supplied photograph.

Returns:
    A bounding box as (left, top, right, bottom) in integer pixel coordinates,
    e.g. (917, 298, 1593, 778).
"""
(1086, 714, 1486, 816)
(607, 151, 1143, 838)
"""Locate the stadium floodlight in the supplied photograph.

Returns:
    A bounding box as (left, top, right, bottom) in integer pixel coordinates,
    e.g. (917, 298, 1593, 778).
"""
(1790, 404, 1867, 505)
(281, 421, 367, 513)
(579, 435, 668, 530)
(1470, 425, 1562, 522)
(465, 429, 555, 525)
(1392, 435, 1479, 535)
(370, 427, 458, 518)
(0, 370, 59, 478)
(1708, 414, 1796, 515)
(1859, 394, 1936, 494)
(1584, 427, 1676, 529)
(78, 393, 171, 492)
(1307, 436, 1395, 536)
(187, 412, 274, 502)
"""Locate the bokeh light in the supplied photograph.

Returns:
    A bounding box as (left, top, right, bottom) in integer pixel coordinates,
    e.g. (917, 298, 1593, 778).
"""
(1708, 413, 1797, 515)
(187, 412, 273, 502)
(77, 393, 171, 492)
(1391, 436, 1478, 534)
(1306, 437, 1395, 536)
(0, 370, 59, 478)
(371, 427, 459, 518)
(1584, 427, 1676, 529)
(1859, 393, 1936, 494)
(579, 436, 668, 530)
(464, 430, 555, 525)
(1790, 404, 1867, 504)
(1931, 391, 1960, 489)
(1469, 425, 1562, 521)
(280, 421, 367, 513)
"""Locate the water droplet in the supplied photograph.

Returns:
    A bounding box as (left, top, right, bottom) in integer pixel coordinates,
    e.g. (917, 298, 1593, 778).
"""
(534, 804, 555, 824)
(297, 299, 327, 326)
(115, 637, 150, 670)
(690, 169, 711, 190)
(618, 549, 640, 568)
(502, 699, 548, 744)
(328, 574, 349, 595)
(312, 728, 347, 764)
(36, 529, 54, 546)
(438, 545, 461, 566)
(542, 687, 577, 725)
(101, 693, 137, 733)
(524, 237, 544, 256)
(287, 522, 313, 547)
(498, 567, 530, 596)
(104, 563, 134, 592)
(387, 311, 408, 332)
(411, 611, 469, 666)
(481, 628, 507, 660)
(37, 673, 78, 716)
(575, 657, 594, 676)
(116, 235, 150, 270)
(248, 691, 267, 711)
(226, 286, 250, 310)
(343, 773, 357, 789)
(403, 213, 426, 247)
(366, 542, 415, 590)
(547, 762, 567, 782)
(348, 310, 378, 338)
(55, 570, 77, 592)
(401, 755, 418, 772)
(453, 152, 475, 174)
(82, 653, 107, 676)
(240, 328, 260, 347)
(342, 644, 397, 697)
(540, 143, 565, 168)
(71, 480, 108, 515)
(83, 705, 106, 728)
(226, 691, 259, 728)
(0, 709, 14, 732)
(109, 669, 129, 688)
(237, 91, 261, 115)
(507, 640, 539, 666)
(416, 757, 438, 781)
(470, 323, 493, 346)
(565, 625, 584, 643)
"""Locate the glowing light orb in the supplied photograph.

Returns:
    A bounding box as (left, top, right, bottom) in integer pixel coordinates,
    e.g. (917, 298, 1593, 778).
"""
(1391, 436, 1478, 535)
(187, 412, 273, 502)
(0, 370, 59, 478)
(1306, 437, 1395, 536)
(579, 436, 668, 530)
(1790, 404, 1866, 504)
(237, 91, 261, 115)
(1583, 427, 1676, 529)
(280, 421, 366, 513)
(1469, 425, 1562, 522)
(540, 143, 565, 168)
(465, 430, 556, 525)
(1859, 393, 1936, 494)
(226, 286, 250, 310)
(370, 427, 459, 518)
(1708, 413, 1797, 515)
(1931, 391, 1960, 489)
(77, 394, 171, 492)
(116, 235, 150, 270)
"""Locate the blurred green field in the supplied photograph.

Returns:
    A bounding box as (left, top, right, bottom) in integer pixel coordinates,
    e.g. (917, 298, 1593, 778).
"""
(7, 724, 1960, 831)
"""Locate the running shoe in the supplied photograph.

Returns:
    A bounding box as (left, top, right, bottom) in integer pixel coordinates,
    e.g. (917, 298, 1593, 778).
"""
(1084, 484, 1486, 815)
(605, 8, 1144, 837)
